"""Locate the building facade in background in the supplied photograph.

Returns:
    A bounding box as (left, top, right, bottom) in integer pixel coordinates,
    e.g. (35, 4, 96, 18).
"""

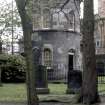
(94, 0, 105, 74)
(98, 0, 105, 18)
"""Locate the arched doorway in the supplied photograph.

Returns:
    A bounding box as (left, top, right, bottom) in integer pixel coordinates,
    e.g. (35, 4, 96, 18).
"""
(68, 49, 75, 71)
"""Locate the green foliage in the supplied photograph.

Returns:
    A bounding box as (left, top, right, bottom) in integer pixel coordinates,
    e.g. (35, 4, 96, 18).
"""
(0, 0, 22, 51)
(0, 54, 26, 82)
(0, 54, 26, 69)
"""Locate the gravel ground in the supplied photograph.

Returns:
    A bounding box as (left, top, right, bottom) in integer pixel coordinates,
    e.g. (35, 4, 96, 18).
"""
(0, 102, 73, 105)
(0, 96, 105, 105)
(0, 102, 104, 105)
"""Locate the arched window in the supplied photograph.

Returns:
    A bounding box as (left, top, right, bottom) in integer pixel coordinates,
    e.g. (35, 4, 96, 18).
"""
(51, 9, 75, 29)
(44, 48, 52, 69)
(43, 8, 50, 28)
(52, 13, 59, 27)
(68, 11, 75, 29)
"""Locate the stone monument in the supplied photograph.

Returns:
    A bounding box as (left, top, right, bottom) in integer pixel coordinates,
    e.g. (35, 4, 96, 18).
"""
(66, 70, 82, 94)
(33, 47, 49, 94)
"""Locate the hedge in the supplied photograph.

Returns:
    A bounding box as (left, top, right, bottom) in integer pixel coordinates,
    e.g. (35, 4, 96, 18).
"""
(0, 54, 26, 83)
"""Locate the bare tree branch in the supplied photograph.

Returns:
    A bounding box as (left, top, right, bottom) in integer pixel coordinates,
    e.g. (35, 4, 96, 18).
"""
(60, 0, 70, 11)
(74, 0, 80, 15)
(62, 10, 73, 24)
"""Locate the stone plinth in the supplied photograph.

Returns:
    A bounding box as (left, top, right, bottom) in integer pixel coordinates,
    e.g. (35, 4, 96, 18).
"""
(35, 65, 49, 94)
(66, 70, 82, 94)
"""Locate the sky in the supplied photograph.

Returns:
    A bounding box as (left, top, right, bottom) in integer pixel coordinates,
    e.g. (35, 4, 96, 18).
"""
(94, 0, 98, 14)
(80, 0, 98, 18)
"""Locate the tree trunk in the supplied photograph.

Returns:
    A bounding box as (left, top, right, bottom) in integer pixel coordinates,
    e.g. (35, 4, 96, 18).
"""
(15, 0, 39, 105)
(0, 41, 2, 86)
(80, 0, 100, 104)
(0, 41, 2, 54)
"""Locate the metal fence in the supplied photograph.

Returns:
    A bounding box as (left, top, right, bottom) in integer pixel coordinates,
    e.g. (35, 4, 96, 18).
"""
(97, 69, 105, 93)
(97, 68, 105, 84)
(47, 69, 68, 83)
(46, 68, 105, 93)
(46, 67, 105, 84)
(47, 67, 81, 83)
(98, 74, 105, 84)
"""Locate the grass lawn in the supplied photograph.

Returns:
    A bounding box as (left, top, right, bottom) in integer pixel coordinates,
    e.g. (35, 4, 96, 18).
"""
(0, 83, 104, 102)
(98, 84, 105, 92)
(0, 83, 67, 102)
(48, 83, 67, 94)
(0, 83, 27, 102)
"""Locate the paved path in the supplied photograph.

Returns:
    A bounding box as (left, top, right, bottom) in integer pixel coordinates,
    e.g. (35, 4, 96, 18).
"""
(0, 102, 73, 105)
(0, 102, 105, 105)
(0, 96, 105, 105)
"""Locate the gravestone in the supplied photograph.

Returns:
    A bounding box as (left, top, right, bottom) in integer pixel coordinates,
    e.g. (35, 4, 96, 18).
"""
(66, 70, 82, 94)
(33, 47, 49, 94)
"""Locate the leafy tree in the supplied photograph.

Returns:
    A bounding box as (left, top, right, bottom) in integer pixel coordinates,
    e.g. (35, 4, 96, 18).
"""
(0, 0, 22, 54)
(0, 54, 26, 82)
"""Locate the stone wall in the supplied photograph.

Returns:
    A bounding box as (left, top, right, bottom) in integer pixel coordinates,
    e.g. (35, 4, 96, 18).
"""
(32, 0, 80, 32)
(32, 30, 82, 80)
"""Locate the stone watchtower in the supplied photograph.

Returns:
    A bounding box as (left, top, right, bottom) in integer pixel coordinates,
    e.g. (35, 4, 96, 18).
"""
(18, 0, 82, 93)
(31, 0, 82, 82)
